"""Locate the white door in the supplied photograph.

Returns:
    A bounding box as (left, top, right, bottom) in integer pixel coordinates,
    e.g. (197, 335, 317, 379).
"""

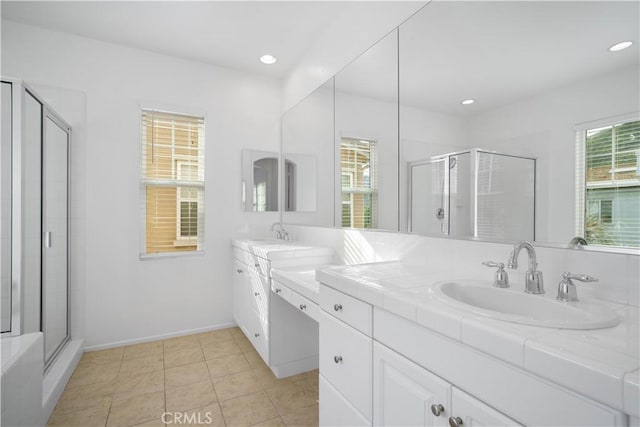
(450, 388, 522, 427)
(373, 342, 451, 427)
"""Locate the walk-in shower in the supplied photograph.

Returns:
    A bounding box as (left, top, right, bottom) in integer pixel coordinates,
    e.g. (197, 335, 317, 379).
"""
(408, 148, 536, 241)
(1, 79, 71, 369)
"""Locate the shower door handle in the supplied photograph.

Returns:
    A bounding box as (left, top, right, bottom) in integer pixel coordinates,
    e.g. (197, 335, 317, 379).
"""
(44, 231, 52, 248)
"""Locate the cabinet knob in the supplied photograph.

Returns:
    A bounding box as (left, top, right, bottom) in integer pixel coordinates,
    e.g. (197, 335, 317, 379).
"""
(236, 269, 243, 274)
(333, 304, 343, 312)
(254, 333, 260, 338)
(254, 292, 260, 296)
(430, 403, 445, 417)
(448, 417, 463, 427)
(275, 288, 281, 293)
(334, 355, 343, 364)
(255, 263, 260, 268)
(299, 304, 306, 310)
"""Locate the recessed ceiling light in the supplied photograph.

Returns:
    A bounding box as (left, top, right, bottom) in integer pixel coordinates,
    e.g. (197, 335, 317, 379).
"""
(609, 41, 633, 52)
(260, 54, 277, 65)
(461, 99, 475, 105)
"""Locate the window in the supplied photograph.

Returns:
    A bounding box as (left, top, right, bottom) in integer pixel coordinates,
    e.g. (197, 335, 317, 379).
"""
(576, 117, 639, 248)
(340, 137, 377, 229)
(141, 110, 205, 255)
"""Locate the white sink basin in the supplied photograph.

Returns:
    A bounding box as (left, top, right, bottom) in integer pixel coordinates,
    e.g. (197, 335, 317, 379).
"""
(430, 281, 620, 330)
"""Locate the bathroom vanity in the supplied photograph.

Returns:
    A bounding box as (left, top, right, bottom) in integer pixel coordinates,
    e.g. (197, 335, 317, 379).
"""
(231, 239, 333, 377)
(316, 262, 639, 427)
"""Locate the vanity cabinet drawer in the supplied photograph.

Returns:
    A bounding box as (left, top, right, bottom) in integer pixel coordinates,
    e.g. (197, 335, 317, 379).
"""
(271, 281, 291, 300)
(320, 311, 372, 419)
(288, 289, 319, 322)
(320, 284, 372, 336)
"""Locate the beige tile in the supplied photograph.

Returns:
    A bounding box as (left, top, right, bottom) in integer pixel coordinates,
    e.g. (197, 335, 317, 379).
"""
(280, 403, 319, 427)
(220, 391, 278, 427)
(232, 332, 252, 348)
(202, 339, 242, 360)
(206, 353, 250, 378)
(165, 361, 210, 388)
(252, 417, 286, 427)
(243, 349, 267, 370)
(251, 366, 279, 389)
(163, 335, 200, 353)
(289, 370, 319, 390)
(164, 345, 204, 368)
(132, 418, 166, 427)
(107, 391, 165, 427)
(119, 353, 164, 377)
(48, 404, 110, 426)
(213, 370, 261, 401)
(169, 402, 225, 426)
(54, 379, 117, 416)
(197, 328, 235, 346)
(123, 341, 164, 360)
(114, 369, 164, 400)
(228, 327, 243, 337)
(67, 360, 121, 389)
(81, 347, 124, 365)
(166, 379, 217, 412)
(266, 383, 318, 414)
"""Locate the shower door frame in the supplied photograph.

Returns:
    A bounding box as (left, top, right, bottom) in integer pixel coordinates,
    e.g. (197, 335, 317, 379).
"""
(37, 86, 72, 371)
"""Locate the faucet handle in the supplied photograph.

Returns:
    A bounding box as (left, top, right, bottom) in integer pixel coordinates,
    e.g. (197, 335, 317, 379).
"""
(482, 261, 509, 288)
(557, 272, 598, 302)
(562, 272, 598, 283)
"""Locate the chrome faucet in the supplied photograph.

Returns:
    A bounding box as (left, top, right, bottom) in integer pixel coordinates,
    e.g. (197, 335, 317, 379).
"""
(270, 222, 289, 241)
(507, 241, 544, 294)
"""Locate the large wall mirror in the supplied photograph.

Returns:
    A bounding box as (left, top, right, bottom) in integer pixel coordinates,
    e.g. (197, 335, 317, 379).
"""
(399, 1, 639, 249)
(282, 78, 334, 226)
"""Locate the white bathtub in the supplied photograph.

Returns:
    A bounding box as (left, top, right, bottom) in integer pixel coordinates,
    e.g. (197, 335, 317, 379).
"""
(1, 333, 44, 426)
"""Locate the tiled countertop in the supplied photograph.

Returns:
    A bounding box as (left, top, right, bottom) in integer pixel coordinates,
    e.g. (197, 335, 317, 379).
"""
(316, 261, 640, 416)
(271, 266, 338, 304)
(232, 239, 334, 261)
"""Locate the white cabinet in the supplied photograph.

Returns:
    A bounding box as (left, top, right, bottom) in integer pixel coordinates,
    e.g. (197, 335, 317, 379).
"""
(231, 242, 332, 378)
(320, 374, 370, 427)
(373, 341, 521, 427)
(319, 284, 373, 425)
(373, 342, 451, 427)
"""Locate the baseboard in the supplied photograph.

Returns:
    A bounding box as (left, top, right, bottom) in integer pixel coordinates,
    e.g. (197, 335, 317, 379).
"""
(271, 354, 319, 379)
(42, 339, 84, 423)
(83, 322, 237, 352)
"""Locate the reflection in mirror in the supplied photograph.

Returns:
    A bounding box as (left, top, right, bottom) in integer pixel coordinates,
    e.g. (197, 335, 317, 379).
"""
(282, 78, 334, 226)
(241, 149, 278, 212)
(409, 149, 535, 241)
(335, 29, 398, 231)
(1, 82, 11, 333)
(284, 153, 317, 212)
(399, 1, 639, 249)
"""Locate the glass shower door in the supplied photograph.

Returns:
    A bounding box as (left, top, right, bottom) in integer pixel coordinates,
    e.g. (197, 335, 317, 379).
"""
(42, 113, 69, 364)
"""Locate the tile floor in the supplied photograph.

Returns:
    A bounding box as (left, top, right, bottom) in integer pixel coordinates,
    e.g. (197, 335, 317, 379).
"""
(48, 327, 319, 427)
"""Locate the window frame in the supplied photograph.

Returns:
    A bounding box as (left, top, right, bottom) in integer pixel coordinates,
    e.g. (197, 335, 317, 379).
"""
(139, 106, 206, 260)
(340, 137, 378, 229)
(575, 112, 640, 247)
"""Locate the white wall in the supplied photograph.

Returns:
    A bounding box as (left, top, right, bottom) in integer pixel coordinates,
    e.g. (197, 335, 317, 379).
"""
(2, 20, 282, 348)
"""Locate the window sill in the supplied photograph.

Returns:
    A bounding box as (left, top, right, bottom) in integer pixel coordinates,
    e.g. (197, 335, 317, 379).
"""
(140, 250, 204, 261)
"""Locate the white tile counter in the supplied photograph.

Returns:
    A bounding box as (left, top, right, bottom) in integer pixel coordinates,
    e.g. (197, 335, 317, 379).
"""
(316, 261, 640, 417)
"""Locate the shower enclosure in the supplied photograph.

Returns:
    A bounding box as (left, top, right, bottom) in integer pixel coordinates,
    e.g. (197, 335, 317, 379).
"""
(1, 78, 71, 369)
(408, 149, 536, 241)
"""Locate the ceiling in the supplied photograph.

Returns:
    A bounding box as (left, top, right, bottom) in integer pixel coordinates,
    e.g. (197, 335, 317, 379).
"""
(0, 1, 410, 80)
(334, 1, 639, 115)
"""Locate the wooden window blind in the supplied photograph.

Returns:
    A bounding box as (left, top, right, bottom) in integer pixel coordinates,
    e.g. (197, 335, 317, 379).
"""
(141, 110, 205, 256)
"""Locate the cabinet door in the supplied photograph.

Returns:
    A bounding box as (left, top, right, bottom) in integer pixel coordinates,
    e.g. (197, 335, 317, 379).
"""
(232, 259, 250, 335)
(451, 388, 522, 427)
(373, 342, 451, 427)
(320, 374, 370, 427)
